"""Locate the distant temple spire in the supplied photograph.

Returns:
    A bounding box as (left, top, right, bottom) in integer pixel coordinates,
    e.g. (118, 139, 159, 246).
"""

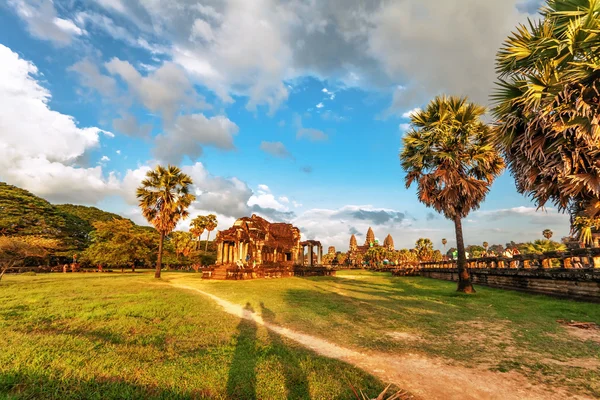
(384, 234, 394, 251)
(365, 227, 375, 246)
(349, 234, 358, 251)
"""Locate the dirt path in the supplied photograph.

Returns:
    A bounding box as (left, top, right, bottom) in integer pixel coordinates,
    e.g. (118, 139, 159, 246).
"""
(171, 283, 589, 400)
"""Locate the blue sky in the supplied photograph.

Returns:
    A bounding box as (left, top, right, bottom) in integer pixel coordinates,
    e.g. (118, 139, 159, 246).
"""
(0, 0, 566, 251)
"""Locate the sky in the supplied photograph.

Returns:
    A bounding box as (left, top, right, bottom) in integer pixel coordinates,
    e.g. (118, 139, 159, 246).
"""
(0, 0, 569, 252)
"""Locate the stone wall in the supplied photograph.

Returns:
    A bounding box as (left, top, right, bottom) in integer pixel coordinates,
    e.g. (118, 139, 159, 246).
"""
(420, 268, 600, 302)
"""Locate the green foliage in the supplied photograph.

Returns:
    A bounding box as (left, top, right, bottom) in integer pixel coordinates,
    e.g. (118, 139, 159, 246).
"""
(518, 240, 567, 255)
(82, 220, 158, 268)
(0, 236, 61, 280)
(414, 238, 435, 261)
(0, 182, 128, 256)
(400, 96, 504, 221)
(493, 0, 600, 242)
(466, 245, 486, 258)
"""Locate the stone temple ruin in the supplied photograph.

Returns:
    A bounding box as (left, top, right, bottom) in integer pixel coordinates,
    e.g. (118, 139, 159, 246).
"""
(213, 214, 325, 277)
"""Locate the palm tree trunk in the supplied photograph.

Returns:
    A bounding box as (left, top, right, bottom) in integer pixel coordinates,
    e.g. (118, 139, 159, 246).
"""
(454, 215, 475, 293)
(156, 232, 165, 279)
(205, 231, 211, 252)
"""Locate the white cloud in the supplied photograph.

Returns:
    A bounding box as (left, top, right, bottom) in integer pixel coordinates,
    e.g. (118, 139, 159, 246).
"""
(116, 150, 121, 155)
(153, 113, 239, 164)
(294, 114, 328, 141)
(258, 184, 270, 194)
(316, 102, 324, 109)
(112, 113, 152, 138)
(8, 0, 85, 46)
(100, 155, 110, 162)
(260, 141, 293, 159)
(0, 45, 119, 204)
(105, 58, 202, 120)
(401, 108, 421, 119)
(69, 59, 118, 98)
(279, 196, 289, 203)
(399, 123, 411, 132)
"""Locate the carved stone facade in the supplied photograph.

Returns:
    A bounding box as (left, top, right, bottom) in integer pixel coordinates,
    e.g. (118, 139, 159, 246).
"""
(215, 214, 301, 267)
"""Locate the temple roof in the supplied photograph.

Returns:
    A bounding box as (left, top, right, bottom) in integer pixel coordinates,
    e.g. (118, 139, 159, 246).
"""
(365, 227, 375, 246)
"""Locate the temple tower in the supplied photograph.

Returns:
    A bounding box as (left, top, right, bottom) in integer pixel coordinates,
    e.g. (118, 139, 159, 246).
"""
(349, 234, 358, 252)
(328, 246, 336, 255)
(365, 227, 375, 246)
(384, 234, 394, 251)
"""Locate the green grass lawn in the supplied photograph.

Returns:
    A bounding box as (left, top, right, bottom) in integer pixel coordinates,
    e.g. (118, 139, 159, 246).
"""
(0, 273, 389, 400)
(172, 270, 600, 397)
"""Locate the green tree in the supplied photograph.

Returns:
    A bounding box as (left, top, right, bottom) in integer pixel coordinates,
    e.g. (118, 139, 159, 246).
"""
(519, 240, 566, 255)
(170, 231, 196, 263)
(400, 96, 504, 293)
(493, 0, 600, 245)
(82, 220, 157, 271)
(189, 216, 206, 251)
(0, 236, 60, 281)
(542, 229, 553, 240)
(204, 214, 218, 252)
(414, 238, 434, 261)
(136, 165, 195, 278)
(466, 245, 485, 258)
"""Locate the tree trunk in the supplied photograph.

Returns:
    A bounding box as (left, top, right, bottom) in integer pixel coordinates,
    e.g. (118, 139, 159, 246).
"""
(0, 265, 8, 282)
(156, 232, 165, 279)
(454, 215, 475, 293)
(205, 231, 211, 252)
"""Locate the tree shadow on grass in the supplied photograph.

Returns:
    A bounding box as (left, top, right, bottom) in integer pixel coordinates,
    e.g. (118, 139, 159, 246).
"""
(226, 302, 258, 400)
(260, 302, 310, 400)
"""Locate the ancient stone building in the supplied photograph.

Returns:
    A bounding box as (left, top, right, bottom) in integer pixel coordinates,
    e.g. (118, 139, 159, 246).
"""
(348, 227, 395, 265)
(328, 246, 336, 255)
(215, 214, 301, 267)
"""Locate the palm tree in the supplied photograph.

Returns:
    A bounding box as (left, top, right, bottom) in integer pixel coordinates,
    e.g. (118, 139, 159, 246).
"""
(204, 214, 217, 252)
(493, 0, 600, 245)
(542, 229, 553, 241)
(136, 165, 195, 278)
(441, 238, 447, 259)
(400, 96, 504, 293)
(190, 216, 206, 251)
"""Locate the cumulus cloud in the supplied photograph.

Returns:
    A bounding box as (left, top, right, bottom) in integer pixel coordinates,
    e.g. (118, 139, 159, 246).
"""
(70, 59, 118, 97)
(66, 0, 537, 116)
(105, 58, 202, 120)
(153, 113, 238, 164)
(0, 44, 119, 204)
(8, 0, 85, 46)
(112, 113, 153, 137)
(260, 141, 293, 159)
(294, 114, 327, 141)
(474, 207, 569, 225)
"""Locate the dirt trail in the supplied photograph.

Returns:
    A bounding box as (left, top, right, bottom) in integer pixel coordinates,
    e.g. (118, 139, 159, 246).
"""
(170, 283, 589, 400)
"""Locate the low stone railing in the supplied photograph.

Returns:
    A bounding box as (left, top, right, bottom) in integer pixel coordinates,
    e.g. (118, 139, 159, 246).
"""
(420, 248, 600, 270)
(410, 248, 600, 302)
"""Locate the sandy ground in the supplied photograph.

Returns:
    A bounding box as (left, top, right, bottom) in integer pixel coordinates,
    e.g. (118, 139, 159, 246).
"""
(171, 282, 592, 400)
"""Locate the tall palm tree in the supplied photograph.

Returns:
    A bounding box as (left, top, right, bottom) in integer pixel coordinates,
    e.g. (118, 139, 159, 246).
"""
(400, 96, 504, 293)
(204, 214, 218, 252)
(483, 241, 489, 252)
(542, 229, 553, 241)
(190, 215, 206, 251)
(136, 165, 195, 278)
(442, 238, 447, 253)
(493, 0, 600, 245)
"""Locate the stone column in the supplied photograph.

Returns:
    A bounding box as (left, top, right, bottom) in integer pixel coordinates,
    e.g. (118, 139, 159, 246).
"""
(217, 242, 223, 264)
(317, 245, 322, 265)
(238, 242, 243, 261)
(299, 246, 304, 265)
(274, 249, 278, 263)
(229, 244, 234, 264)
(309, 246, 314, 267)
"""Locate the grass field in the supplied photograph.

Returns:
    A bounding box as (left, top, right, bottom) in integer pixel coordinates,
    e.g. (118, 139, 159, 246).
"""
(172, 270, 600, 397)
(1, 270, 599, 399)
(0, 272, 388, 399)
